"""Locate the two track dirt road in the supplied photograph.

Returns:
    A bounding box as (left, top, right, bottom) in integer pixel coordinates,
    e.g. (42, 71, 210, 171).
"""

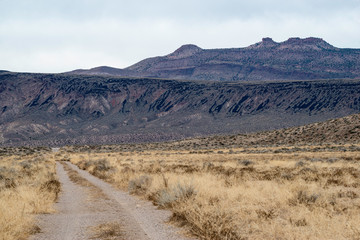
(31, 161, 194, 240)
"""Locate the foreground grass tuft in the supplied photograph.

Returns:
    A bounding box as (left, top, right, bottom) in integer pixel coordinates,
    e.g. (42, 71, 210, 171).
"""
(89, 222, 124, 240)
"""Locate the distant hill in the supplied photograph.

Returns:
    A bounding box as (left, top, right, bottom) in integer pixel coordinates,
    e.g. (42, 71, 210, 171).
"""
(73, 113, 360, 152)
(69, 37, 360, 81)
(174, 113, 360, 149)
(1, 72, 360, 146)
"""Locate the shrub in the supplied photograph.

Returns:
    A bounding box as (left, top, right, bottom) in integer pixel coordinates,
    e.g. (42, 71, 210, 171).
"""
(93, 159, 112, 172)
(4, 178, 16, 188)
(156, 182, 196, 208)
(292, 190, 319, 206)
(19, 161, 32, 169)
(171, 204, 241, 240)
(295, 161, 305, 167)
(238, 160, 253, 166)
(128, 175, 153, 194)
(202, 162, 214, 170)
(78, 159, 114, 180)
(326, 158, 339, 163)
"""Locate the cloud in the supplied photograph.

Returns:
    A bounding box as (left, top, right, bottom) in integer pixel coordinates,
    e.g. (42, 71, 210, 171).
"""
(2, 0, 360, 21)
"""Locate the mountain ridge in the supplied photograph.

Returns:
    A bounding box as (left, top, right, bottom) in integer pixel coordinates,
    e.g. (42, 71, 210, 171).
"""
(68, 37, 360, 81)
(1, 71, 360, 146)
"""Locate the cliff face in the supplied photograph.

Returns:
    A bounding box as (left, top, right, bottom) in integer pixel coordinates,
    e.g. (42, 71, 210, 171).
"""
(70, 37, 360, 81)
(1, 72, 360, 146)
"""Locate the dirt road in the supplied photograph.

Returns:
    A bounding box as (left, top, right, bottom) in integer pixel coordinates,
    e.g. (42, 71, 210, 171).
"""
(31, 161, 194, 240)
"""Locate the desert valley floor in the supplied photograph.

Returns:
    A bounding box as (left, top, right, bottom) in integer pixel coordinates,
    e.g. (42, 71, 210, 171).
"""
(1, 114, 360, 239)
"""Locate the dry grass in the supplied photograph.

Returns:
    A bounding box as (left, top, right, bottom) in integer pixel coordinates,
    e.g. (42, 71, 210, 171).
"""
(0, 149, 60, 240)
(66, 144, 360, 240)
(89, 222, 124, 240)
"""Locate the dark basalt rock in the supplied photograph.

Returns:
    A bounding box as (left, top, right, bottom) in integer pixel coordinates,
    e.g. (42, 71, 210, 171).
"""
(1, 72, 360, 146)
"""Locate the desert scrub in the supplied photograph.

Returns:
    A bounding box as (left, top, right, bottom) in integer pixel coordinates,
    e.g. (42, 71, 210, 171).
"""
(68, 146, 360, 240)
(155, 182, 196, 208)
(128, 175, 153, 194)
(172, 202, 241, 240)
(0, 150, 59, 240)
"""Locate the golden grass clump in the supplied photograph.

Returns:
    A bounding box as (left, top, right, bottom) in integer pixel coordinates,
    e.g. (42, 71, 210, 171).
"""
(0, 149, 60, 240)
(89, 222, 124, 240)
(67, 144, 360, 240)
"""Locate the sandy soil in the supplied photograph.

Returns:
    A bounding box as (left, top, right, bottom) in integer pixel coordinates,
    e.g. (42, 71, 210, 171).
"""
(30, 161, 195, 240)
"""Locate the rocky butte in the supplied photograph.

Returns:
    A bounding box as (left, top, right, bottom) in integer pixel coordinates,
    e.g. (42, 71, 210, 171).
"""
(70, 37, 360, 81)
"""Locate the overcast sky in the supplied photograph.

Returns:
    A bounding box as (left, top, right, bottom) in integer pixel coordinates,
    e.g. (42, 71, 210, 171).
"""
(1, 0, 360, 73)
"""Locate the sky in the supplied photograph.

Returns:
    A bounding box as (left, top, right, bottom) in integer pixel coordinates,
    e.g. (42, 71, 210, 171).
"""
(1, 0, 360, 73)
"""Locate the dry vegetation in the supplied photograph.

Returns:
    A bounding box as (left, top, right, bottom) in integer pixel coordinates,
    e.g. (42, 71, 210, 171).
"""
(1, 114, 359, 239)
(61, 143, 360, 240)
(89, 222, 124, 240)
(0, 147, 60, 240)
